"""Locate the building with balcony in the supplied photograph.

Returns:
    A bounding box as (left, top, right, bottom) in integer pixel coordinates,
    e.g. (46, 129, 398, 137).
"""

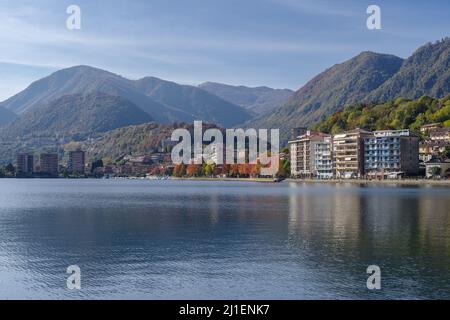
(68, 150, 86, 175)
(16, 153, 34, 176)
(364, 130, 419, 177)
(333, 128, 373, 179)
(313, 136, 333, 179)
(289, 131, 330, 178)
(40, 153, 59, 177)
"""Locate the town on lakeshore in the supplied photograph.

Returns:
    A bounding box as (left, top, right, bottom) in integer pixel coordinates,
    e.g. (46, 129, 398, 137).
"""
(1, 122, 449, 181)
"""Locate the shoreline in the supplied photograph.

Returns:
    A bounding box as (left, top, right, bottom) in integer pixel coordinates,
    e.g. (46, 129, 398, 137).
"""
(170, 177, 275, 183)
(2, 176, 450, 186)
(166, 176, 450, 186)
(171, 176, 450, 186)
(285, 178, 450, 186)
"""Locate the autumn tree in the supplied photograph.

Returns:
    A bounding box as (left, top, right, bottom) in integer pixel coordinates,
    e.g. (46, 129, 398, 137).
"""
(204, 164, 214, 177)
(173, 164, 186, 177)
(187, 164, 202, 177)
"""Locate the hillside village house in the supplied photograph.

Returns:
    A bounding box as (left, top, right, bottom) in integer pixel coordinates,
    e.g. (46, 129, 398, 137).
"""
(420, 123, 442, 133)
(430, 127, 450, 142)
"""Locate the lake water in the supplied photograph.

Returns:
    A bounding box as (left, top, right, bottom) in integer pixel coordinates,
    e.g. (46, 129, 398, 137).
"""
(0, 179, 449, 299)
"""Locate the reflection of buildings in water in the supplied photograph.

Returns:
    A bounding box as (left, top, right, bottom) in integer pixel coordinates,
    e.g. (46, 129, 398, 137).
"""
(288, 183, 450, 258)
(209, 192, 219, 226)
(287, 183, 363, 245)
(418, 194, 450, 253)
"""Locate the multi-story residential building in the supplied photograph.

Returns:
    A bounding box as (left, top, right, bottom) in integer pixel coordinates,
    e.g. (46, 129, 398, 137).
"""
(40, 153, 59, 177)
(313, 136, 333, 179)
(364, 130, 419, 177)
(68, 150, 86, 175)
(16, 153, 34, 176)
(333, 128, 373, 179)
(289, 131, 329, 178)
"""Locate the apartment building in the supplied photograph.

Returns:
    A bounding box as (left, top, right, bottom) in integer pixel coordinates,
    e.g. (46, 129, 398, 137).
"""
(364, 130, 419, 177)
(333, 128, 373, 179)
(289, 131, 330, 178)
(68, 150, 86, 175)
(313, 136, 333, 179)
(40, 153, 59, 177)
(16, 153, 34, 176)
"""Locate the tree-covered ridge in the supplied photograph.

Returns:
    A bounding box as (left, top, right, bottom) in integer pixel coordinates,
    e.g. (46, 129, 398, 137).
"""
(367, 38, 450, 102)
(313, 95, 450, 134)
(0, 92, 153, 140)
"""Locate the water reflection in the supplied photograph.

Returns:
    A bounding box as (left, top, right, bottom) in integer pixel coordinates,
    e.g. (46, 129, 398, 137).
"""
(0, 179, 449, 299)
(287, 182, 450, 298)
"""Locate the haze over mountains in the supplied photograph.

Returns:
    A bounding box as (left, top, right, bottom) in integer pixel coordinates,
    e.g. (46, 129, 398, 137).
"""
(246, 38, 450, 143)
(199, 82, 293, 115)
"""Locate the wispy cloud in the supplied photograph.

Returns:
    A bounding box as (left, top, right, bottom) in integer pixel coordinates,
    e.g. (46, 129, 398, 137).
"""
(267, 0, 358, 17)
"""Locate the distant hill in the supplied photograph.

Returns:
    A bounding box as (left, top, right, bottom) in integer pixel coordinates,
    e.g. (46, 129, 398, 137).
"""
(0, 65, 252, 127)
(0, 106, 16, 126)
(135, 77, 253, 127)
(1, 92, 153, 140)
(313, 95, 450, 134)
(199, 82, 293, 115)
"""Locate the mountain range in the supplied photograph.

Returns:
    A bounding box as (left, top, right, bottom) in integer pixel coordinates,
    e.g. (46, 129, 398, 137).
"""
(0, 38, 449, 163)
(199, 82, 293, 115)
(0, 66, 253, 128)
(246, 38, 450, 143)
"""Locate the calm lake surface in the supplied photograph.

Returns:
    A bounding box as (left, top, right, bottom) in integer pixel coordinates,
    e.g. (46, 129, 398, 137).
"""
(0, 179, 449, 299)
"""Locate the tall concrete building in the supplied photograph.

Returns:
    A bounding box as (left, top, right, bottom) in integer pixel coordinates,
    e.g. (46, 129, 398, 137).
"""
(313, 136, 333, 179)
(333, 128, 373, 179)
(289, 131, 330, 178)
(68, 150, 86, 174)
(16, 153, 34, 176)
(364, 130, 419, 177)
(40, 153, 59, 177)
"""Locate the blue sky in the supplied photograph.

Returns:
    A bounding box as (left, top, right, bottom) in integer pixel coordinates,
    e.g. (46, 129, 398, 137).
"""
(0, 0, 449, 101)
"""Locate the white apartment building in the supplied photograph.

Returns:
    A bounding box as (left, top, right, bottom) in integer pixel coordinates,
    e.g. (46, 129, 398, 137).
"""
(289, 131, 331, 178)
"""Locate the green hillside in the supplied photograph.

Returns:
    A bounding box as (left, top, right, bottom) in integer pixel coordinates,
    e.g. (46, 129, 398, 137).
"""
(313, 95, 450, 134)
